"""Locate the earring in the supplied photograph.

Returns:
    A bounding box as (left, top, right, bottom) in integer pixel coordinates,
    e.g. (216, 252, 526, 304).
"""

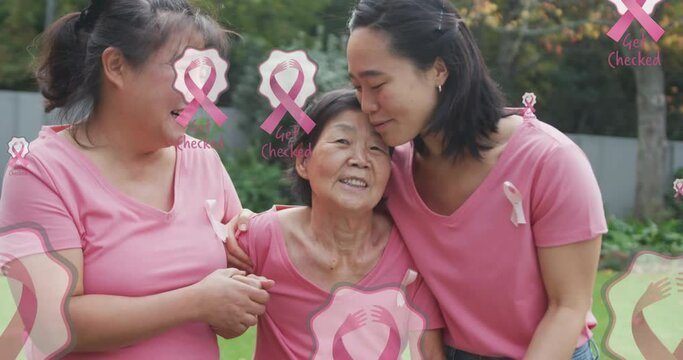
(438, 85, 443, 93)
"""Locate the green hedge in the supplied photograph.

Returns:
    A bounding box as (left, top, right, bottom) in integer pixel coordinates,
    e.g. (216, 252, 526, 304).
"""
(601, 216, 683, 270)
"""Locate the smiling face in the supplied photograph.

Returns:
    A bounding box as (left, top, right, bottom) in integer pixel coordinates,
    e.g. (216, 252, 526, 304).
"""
(120, 31, 205, 148)
(347, 27, 443, 147)
(296, 110, 391, 212)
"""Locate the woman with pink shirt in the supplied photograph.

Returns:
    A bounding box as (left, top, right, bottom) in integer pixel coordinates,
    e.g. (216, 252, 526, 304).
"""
(345, 0, 605, 359)
(228, 0, 607, 359)
(235, 90, 445, 359)
(0, 0, 271, 358)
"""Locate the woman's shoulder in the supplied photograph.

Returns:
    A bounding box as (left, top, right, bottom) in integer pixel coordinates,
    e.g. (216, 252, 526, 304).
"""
(4, 126, 82, 182)
(237, 208, 288, 265)
(245, 205, 306, 237)
(508, 113, 586, 163)
(273, 206, 308, 236)
(524, 115, 575, 148)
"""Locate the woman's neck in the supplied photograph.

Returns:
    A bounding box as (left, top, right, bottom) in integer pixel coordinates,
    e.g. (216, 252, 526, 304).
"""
(307, 204, 378, 258)
(75, 108, 165, 164)
(420, 132, 446, 158)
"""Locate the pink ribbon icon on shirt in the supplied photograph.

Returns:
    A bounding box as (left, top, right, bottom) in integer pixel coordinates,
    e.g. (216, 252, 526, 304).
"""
(504, 181, 527, 227)
(7, 137, 29, 168)
(607, 0, 665, 42)
(172, 48, 229, 128)
(258, 50, 318, 135)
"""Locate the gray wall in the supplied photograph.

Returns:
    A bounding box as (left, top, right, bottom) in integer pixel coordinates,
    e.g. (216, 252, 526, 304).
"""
(1, 90, 682, 217)
(0, 91, 56, 168)
(568, 134, 683, 217)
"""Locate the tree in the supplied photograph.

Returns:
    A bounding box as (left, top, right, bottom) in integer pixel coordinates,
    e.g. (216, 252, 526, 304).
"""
(0, 0, 86, 90)
(454, 0, 683, 219)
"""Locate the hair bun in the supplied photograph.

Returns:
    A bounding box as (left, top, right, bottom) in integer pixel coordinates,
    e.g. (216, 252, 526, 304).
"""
(75, 0, 106, 32)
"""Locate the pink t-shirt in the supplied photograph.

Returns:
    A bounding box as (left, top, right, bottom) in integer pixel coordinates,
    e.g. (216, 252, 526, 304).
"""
(386, 115, 607, 359)
(238, 207, 444, 359)
(0, 126, 241, 359)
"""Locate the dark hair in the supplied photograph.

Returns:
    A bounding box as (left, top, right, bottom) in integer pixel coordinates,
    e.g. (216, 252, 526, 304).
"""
(35, 0, 229, 135)
(288, 89, 363, 207)
(348, 0, 508, 159)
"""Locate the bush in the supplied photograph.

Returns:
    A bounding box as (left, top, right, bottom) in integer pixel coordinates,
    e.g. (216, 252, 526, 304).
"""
(221, 145, 298, 213)
(601, 216, 683, 270)
(183, 117, 297, 212)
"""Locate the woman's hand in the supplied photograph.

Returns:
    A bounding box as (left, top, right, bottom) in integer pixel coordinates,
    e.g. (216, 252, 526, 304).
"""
(631, 277, 677, 360)
(224, 209, 256, 272)
(210, 274, 275, 339)
(191, 268, 271, 337)
(634, 277, 672, 314)
(232, 273, 275, 290)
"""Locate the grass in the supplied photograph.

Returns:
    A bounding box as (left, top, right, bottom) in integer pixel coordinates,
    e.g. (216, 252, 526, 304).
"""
(593, 270, 618, 360)
(219, 328, 256, 360)
(0, 271, 656, 359)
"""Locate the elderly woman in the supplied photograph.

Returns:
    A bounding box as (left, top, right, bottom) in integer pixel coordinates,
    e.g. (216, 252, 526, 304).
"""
(235, 89, 444, 359)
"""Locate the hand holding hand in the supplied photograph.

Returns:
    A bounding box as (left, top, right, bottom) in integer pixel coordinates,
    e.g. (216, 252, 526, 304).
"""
(191, 268, 270, 337)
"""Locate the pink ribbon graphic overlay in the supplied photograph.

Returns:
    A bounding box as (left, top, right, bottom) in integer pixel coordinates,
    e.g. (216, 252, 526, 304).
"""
(0, 226, 75, 359)
(260, 60, 316, 135)
(1, 253, 38, 359)
(607, 0, 665, 42)
(9, 143, 26, 167)
(175, 57, 227, 128)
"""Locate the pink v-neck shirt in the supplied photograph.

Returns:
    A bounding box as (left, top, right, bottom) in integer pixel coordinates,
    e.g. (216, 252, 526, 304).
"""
(386, 116, 607, 358)
(0, 126, 241, 359)
(238, 208, 445, 359)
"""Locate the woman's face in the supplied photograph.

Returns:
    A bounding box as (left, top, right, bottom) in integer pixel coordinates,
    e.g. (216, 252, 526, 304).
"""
(122, 32, 204, 148)
(347, 27, 442, 147)
(298, 110, 391, 212)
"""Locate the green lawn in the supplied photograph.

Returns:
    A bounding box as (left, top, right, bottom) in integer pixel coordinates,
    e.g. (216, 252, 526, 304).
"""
(592, 270, 618, 360)
(0, 270, 636, 359)
(219, 327, 256, 360)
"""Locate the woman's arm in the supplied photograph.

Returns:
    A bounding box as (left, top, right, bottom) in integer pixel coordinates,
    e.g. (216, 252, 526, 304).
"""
(224, 209, 256, 272)
(524, 236, 601, 360)
(410, 329, 444, 360)
(59, 249, 269, 352)
(631, 278, 676, 360)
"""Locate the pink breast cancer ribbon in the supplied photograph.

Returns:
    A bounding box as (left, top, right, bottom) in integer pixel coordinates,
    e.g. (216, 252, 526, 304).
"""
(522, 92, 537, 118)
(674, 179, 683, 198)
(9, 143, 26, 167)
(504, 181, 527, 227)
(260, 60, 316, 135)
(607, 0, 665, 42)
(175, 57, 227, 128)
(204, 199, 227, 242)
